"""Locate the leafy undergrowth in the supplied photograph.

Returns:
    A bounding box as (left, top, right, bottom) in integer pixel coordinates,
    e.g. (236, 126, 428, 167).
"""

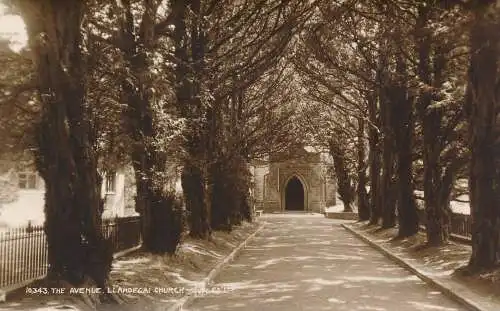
(0, 221, 261, 311)
(349, 221, 500, 307)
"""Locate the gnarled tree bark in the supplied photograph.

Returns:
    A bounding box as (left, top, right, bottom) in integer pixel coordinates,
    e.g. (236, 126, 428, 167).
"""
(20, 0, 112, 288)
(329, 137, 355, 213)
(356, 116, 370, 221)
(466, 1, 500, 270)
(117, 0, 182, 253)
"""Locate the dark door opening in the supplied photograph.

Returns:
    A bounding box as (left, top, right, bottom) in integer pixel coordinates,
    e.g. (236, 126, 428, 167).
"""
(285, 176, 305, 211)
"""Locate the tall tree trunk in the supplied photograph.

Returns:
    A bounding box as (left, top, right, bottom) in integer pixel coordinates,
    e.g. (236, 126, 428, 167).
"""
(182, 162, 210, 238)
(415, 4, 452, 246)
(234, 88, 252, 224)
(210, 157, 233, 231)
(380, 83, 397, 229)
(329, 139, 355, 212)
(190, 0, 211, 239)
(393, 53, 418, 238)
(369, 45, 389, 226)
(210, 155, 247, 230)
(238, 160, 253, 222)
(467, 2, 500, 270)
(119, 0, 182, 253)
(368, 90, 382, 225)
(356, 117, 370, 221)
(210, 89, 250, 230)
(22, 1, 112, 287)
(171, 0, 211, 239)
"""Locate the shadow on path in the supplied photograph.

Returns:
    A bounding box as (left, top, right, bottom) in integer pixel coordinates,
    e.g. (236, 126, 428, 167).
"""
(186, 215, 467, 311)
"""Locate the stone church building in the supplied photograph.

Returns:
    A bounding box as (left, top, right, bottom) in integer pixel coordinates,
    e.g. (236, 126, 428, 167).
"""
(251, 146, 336, 213)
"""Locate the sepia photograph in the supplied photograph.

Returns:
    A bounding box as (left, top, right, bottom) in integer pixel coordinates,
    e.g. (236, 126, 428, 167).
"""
(0, 0, 499, 310)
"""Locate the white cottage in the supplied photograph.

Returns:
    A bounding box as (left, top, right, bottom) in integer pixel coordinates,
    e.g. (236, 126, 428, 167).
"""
(0, 162, 137, 228)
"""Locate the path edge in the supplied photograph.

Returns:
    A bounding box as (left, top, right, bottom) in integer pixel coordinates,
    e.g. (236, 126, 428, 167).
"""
(341, 223, 485, 311)
(165, 222, 266, 311)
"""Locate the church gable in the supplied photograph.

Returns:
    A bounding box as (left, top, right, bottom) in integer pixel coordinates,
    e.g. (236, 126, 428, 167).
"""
(269, 145, 321, 163)
(252, 147, 336, 214)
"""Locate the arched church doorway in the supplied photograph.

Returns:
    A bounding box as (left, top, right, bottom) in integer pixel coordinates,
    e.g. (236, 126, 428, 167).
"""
(285, 176, 305, 211)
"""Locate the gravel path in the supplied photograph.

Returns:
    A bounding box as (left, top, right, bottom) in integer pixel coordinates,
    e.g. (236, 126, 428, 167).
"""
(186, 214, 467, 311)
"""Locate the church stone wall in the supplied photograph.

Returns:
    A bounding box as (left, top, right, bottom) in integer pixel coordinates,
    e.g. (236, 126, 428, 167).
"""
(252, 164, 269, 211)
(251, 150, 336, 214)
(325, 177, 337, 206)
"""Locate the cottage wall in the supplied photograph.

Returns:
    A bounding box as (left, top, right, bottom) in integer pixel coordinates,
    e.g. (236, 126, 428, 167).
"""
(0, 166, 134, 227)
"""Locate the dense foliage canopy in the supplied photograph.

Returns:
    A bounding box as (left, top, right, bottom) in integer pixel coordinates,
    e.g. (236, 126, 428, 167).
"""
(0, 0, 499, 302)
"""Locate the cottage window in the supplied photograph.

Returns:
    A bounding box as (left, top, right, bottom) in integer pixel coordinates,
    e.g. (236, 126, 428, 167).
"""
(18, 172, 37, 189)
(263, 174, 268, 199)
(105, 172, 116, 193)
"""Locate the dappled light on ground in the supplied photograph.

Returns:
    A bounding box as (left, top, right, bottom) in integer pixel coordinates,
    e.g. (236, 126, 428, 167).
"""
(186, 215, 466, 311)
(349, 222, 500, 310)
(0, 222, 260, 311)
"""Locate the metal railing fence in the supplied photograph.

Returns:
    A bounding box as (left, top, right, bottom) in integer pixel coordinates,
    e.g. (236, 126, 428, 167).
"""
(0, 216, 141, 290)
(416, 209, 472, 241)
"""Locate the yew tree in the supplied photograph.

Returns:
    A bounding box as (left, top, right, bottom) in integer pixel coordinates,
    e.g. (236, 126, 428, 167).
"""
(293, 1, 382, 219)
(15, 0, 113, 288)
(412, 1, 470, 246)
(88, 0, 184, 253)
(465, 0, 500, 270)
(171, 0, 315, 235)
